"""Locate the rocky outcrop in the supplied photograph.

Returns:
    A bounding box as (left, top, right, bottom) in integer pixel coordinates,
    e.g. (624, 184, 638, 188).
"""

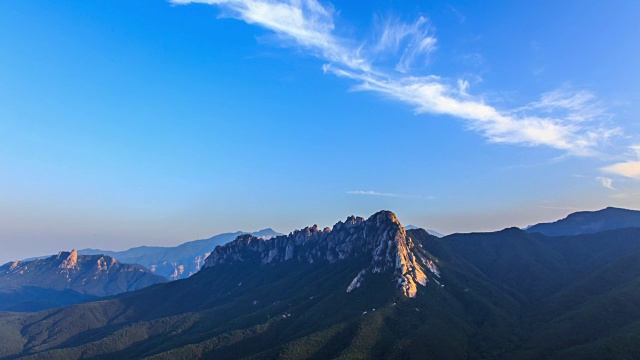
(204, 210, 430, 297)
(0, 251, 168, 302)
(58, 249, 78, 270)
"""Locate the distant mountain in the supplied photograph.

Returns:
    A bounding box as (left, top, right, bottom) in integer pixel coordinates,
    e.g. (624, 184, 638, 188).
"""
(526, 207, 640, 236)
(77, 228, 282, 280)
(4, 211, 640, 358)
(405, 224, 444, 237)
(0, 250, 167, 312)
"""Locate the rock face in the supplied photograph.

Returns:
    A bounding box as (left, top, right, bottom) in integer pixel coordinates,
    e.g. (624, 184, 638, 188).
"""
(59, 249, 78, 269)
(204, 210, 430, 297)
(0, 251, 169, 311)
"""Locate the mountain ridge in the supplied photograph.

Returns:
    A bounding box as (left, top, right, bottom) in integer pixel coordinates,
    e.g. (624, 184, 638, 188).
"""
(0, 250, 168, 312)
(525, 206, 640, 236)
(3, 209, 640, 358)
(204, 211, 435, 297)
(405, 225, 444, 237)
(21, 228, 282, 280)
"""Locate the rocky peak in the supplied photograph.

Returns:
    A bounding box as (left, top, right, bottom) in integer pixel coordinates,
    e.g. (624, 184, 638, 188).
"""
(8, 261, 20, 271)
(203, 210, 429, 297)
(0, 251, 169, 308)
(58, 250, 78, 269)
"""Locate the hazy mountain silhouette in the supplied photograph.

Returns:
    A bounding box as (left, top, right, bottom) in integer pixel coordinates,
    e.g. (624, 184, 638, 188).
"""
(526, 207, 640, 236)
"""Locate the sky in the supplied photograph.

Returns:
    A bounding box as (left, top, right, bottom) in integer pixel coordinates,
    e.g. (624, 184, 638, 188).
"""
(1, 0, 639, 263)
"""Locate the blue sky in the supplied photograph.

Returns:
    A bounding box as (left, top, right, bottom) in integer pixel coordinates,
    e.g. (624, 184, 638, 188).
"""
(1, 0, 639, 262)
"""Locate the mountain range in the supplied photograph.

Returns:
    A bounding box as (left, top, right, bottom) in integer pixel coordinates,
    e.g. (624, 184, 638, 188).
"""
(0, 250, 167, 312)
(26, 229, 282, 281)
(2, 208, 640, 359)
(525, 206, 640, 236)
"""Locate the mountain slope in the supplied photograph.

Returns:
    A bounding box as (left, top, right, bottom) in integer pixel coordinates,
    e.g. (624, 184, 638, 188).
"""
(526, 207, 640, 236)
(0, 250, 168, 312)
(0, 211, 513, 359)
(431, 228, 640, 300)
(409, 226, 640, 359)
(77, 229, 282, 280)
(3, 211, 640, 359)
(518, 246, 640, 359)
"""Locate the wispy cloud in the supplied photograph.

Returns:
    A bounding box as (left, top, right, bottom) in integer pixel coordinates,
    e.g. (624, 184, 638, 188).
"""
(523, 88, 610, 123)
(601, 145, 640, 179)
(330, 71, 618, 155)
(346, 190, 432, 199)
(171, 0, 621, 156)
(347, 190, 398, 197)
(447, 5, 466, 24)
(596, 176, 615, 190)
(171, 0, 369, 71)
(602, 161, 640, 179)
(371, 15, 437, 73)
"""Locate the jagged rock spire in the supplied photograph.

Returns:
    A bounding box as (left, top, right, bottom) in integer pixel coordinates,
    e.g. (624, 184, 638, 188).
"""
(59, 249, 78, 269)
(203, 210, 430, 297)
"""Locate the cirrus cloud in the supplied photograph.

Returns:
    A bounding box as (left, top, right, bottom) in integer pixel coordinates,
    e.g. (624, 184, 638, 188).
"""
(596, 177, 615, 190)
(346, 190, 398, 197)
(171, 0, 620, 156)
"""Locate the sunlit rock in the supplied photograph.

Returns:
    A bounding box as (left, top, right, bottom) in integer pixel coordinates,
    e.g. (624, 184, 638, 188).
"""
(203, 210, 431, 297)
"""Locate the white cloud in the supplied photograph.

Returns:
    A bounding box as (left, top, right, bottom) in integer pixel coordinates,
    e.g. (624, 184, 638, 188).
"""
(330, 71, 617, 155)
(171, 0, 620, 156)
(602, 161, 640, 179)
(346, 190, 432, 199)
(601, 145, 640, 179)
(347, 190, 398, 197)
(371, 15, 437, 72)
(524, 88, 610, 123)
(630, 145, 640, 157)
(596, 177, 615, 190)
(171, 0, 369, 71)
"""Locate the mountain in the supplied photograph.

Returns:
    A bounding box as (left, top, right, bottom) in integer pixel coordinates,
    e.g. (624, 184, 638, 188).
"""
(75, 228, 282, 280)
(3, 210, 640, 359)
(410, 226, 640, 359)
(525, 206, 640, 236)
(405, 225, 444, 237)
(0, 250, 168, 312)
(202, 212, 430, 297)
(0, 211, 451, 359)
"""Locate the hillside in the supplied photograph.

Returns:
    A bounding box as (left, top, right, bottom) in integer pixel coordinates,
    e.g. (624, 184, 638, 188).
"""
(2, 211, 640, 358)
(0, 250, 168, 312)
(0, 211, 485, 359)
